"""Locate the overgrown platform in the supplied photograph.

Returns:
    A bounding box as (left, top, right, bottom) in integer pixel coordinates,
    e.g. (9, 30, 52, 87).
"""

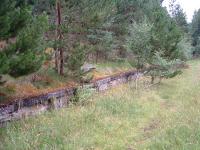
(0, 69, 138, 124)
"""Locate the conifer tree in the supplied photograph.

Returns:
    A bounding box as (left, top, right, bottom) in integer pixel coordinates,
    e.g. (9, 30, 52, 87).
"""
(0, 0, 31, 40)
(191, 9, 200, 54)
(0, 1, 48, 77)
(169, 0, 188, 32)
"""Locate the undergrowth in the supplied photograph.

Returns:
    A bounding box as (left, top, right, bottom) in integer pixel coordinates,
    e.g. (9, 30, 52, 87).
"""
(0, 61, 131, 103)
(0, 60, 200, 149)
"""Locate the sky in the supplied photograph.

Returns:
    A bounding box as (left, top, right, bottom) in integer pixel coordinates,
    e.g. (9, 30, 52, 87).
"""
(162, 0, 200, 22)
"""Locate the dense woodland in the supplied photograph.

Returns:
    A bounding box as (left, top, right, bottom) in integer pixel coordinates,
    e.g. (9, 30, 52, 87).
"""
(0, 0, 200, 100)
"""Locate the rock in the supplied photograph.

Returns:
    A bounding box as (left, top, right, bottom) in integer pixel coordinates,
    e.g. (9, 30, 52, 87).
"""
(81, 63, 96, 74)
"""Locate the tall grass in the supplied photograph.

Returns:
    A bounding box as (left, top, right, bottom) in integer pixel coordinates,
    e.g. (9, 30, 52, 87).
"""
(1, 60, 200, 149)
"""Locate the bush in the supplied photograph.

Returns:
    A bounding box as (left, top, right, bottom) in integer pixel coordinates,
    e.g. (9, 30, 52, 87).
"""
(72, 86, 96, 105)
(9, 50, 44, 77)
(147, 52, 182, 83)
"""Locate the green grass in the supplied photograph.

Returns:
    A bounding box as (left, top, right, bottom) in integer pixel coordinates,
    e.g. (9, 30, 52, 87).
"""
(95, 60, 133, 73)
(1, 60, 200, 149)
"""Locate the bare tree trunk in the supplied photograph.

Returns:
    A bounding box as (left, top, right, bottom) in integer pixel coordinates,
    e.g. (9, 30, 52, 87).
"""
(55, 24, 59, 73)
(56, 0, 64, 75)
(55, 1, 59, 73)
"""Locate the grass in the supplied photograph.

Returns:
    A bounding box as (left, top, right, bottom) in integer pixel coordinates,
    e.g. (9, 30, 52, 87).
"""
(95, 60, 133, 75)
(1, 60, 200, 149)
(92, 60, 134, 79)
(0, 60, 133, 103)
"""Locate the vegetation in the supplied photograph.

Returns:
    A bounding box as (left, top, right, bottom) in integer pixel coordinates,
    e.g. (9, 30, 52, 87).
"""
(0, 3, 48, 77)
(0, 0, 31, 39)
(191, 9, 200, 55)
(0, 60, 200, 149)
(0, 0, 193, 79)
(1, 0, 200, 149)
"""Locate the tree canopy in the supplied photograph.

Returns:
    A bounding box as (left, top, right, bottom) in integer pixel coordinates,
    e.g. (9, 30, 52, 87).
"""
(0, 0, 193, 81)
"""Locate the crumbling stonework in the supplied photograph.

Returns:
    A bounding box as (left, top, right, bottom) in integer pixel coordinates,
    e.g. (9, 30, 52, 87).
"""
(0, 70, 139, 125)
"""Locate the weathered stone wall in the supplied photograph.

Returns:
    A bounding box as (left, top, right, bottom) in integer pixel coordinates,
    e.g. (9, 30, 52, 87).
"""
(0, 70, 138, 126)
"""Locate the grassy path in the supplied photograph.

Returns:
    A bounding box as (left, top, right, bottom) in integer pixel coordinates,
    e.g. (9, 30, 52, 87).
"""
(1, 60, 200, 150)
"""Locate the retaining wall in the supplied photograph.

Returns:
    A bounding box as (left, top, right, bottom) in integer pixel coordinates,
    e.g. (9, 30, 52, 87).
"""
(0, 70, 139, 125)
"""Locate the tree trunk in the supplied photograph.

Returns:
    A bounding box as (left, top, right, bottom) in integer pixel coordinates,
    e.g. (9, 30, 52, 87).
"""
(56, 0, 64, 75)
(55, 1, 59, 73)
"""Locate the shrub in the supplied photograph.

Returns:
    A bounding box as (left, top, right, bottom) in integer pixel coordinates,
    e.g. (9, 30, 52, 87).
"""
(9, 50, 44, 77)
(72, 86, 96, 105)
(147, 52, 182, 83)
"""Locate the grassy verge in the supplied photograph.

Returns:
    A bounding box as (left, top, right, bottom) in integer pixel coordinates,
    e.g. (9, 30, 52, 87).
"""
(0, 61, 132, 103)
(1, 60, 200, 149)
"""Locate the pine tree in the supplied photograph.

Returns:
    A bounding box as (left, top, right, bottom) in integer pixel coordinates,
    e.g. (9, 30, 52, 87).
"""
(126, 21, 152, 70)
(0, 0, 31, 40)
(0, 1, 48, 77)
(191, 9, 200, 55)
(169, 0, 188, 32)
(126, 0, 184, 83)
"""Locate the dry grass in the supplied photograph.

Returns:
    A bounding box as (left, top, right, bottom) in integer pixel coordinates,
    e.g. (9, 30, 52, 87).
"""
(0, 61, 133, 104)
(1, 60, 200, 149)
